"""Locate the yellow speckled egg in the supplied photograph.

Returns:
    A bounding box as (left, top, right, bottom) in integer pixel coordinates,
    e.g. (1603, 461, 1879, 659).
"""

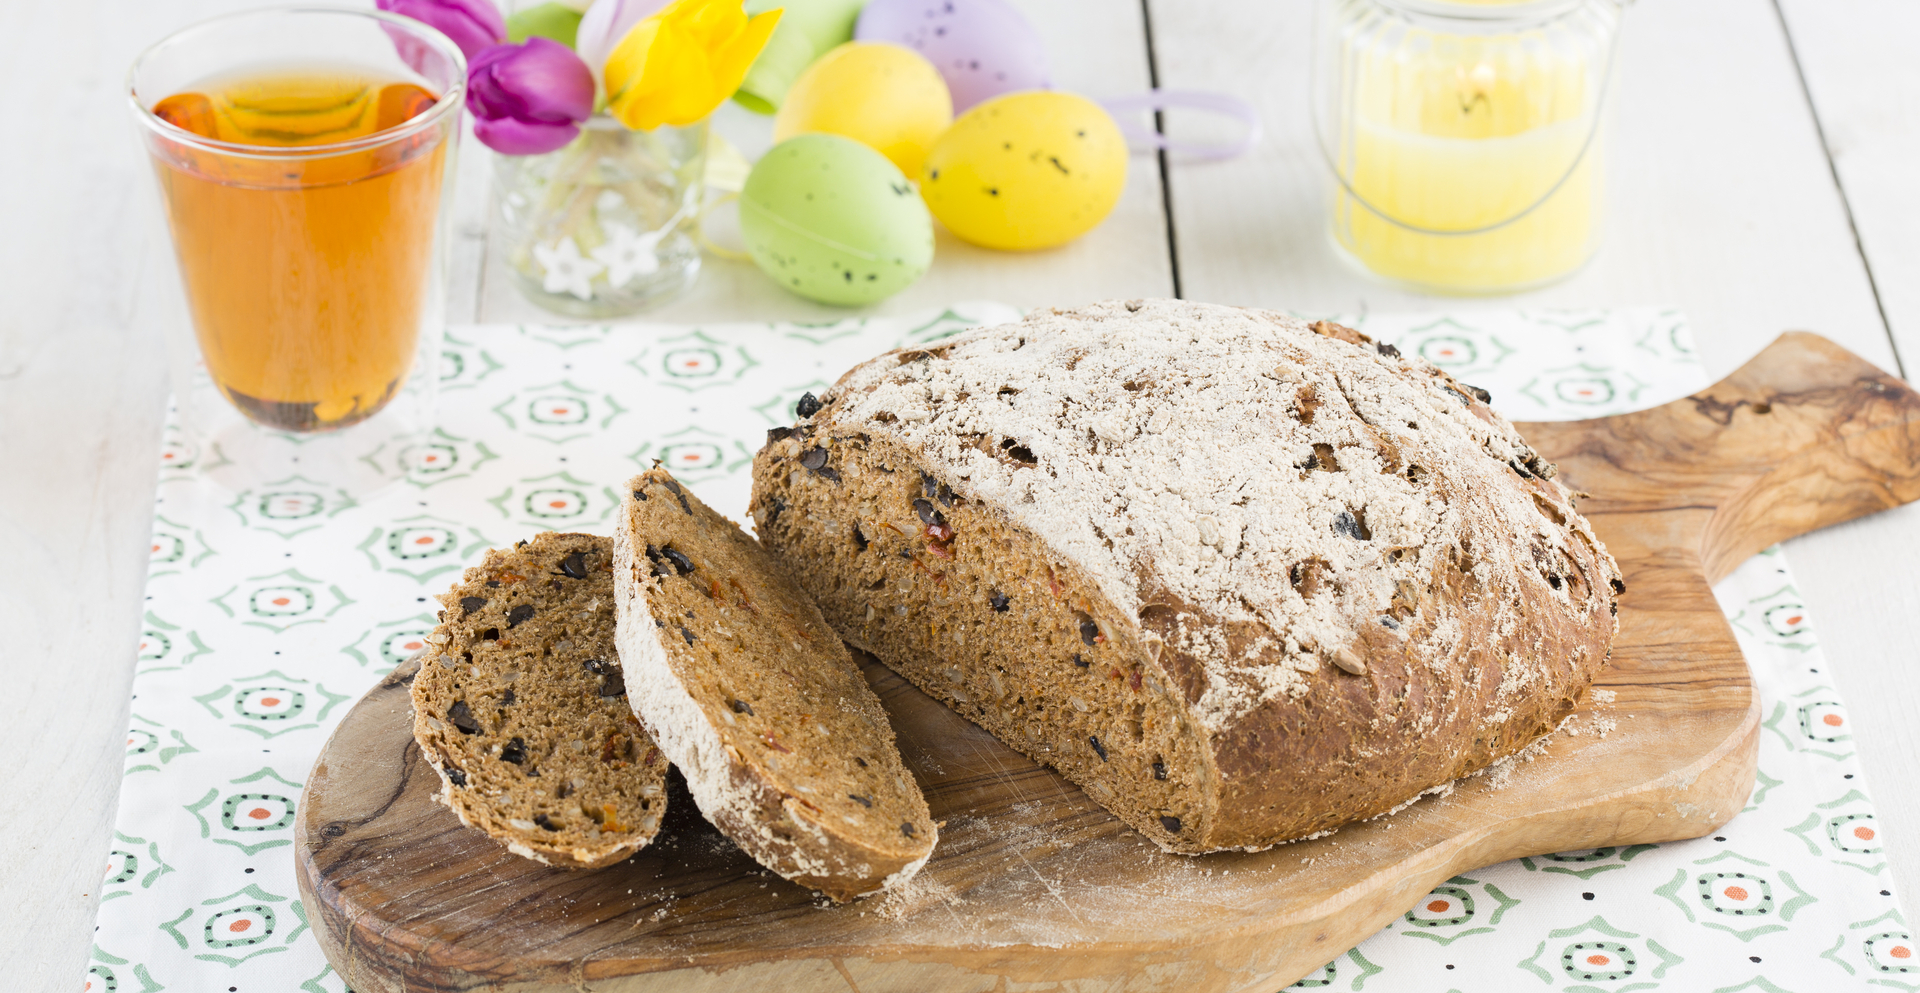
(773, 41, 953, 176)
(919, 90, 1128, 251)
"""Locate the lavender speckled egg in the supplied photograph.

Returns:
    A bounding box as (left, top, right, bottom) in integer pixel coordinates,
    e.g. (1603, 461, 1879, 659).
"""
(741, 134, 934, 306)
(854, 0, 1051, 113)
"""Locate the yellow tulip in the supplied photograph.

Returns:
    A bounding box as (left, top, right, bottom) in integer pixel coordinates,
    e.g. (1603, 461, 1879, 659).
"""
(604, 0, 782, 130)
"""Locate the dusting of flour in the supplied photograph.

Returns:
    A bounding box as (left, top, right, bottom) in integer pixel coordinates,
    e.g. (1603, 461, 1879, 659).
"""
(824, 300, 1615, 729)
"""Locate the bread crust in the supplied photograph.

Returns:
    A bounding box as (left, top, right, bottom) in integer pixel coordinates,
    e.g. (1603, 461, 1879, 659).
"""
(614, 468, 937, 900)
(750, 299, 1621, 852)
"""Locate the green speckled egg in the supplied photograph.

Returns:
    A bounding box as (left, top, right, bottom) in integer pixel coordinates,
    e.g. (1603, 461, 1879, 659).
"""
(741, 133, 935, 306)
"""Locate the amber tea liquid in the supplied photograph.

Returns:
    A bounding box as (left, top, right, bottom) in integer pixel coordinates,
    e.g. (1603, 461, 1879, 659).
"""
(150, 69, 445, 432)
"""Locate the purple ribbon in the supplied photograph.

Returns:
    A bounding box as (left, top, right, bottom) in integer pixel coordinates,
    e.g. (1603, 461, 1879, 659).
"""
(1101, 90, 1261, 161)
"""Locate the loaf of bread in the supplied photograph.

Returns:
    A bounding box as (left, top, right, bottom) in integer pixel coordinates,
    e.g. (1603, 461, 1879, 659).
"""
(749, 299, 1622, 853)
(411, 533, 670, 868)
(614, 468, 937, 901)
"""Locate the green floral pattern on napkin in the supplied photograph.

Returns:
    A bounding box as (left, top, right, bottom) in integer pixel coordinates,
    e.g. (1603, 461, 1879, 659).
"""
(87, 305, 1906, 993)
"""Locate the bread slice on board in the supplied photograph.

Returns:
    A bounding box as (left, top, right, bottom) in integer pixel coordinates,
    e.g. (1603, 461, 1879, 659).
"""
(411, 532, 670, 868)
(613, 467, 936, 901)
(749, 299, 1622, 854)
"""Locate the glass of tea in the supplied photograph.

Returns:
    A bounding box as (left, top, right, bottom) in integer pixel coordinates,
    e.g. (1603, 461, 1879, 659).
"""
(128, 8, 464, 492)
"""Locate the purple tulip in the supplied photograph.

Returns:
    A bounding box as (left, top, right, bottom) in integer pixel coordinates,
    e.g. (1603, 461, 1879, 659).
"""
(467, 37, 596, 155)
(376, 0, 507, 62)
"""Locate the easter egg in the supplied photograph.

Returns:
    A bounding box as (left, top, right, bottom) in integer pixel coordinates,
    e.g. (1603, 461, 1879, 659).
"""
(505, 2, 583, 47)
(920, 91, 1128, 251)
(855, 0, 1052, 113)
(741, 134, 934, 306)
(773, 42, 953, 176)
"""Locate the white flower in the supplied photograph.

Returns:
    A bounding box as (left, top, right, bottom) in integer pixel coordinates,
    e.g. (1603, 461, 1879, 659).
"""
(590, 224, 664, 290)
(532, 238, 604, 300)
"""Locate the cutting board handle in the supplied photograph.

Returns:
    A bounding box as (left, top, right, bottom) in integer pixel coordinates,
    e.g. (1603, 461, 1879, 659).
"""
(1524, 332, 1920, 584)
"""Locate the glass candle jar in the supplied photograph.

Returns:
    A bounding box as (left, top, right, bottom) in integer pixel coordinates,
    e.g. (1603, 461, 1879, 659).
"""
(1314, 0, 1624, 294)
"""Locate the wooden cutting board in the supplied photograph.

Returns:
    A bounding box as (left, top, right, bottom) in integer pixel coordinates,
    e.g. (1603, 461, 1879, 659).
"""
(296, 332, 1920, 993)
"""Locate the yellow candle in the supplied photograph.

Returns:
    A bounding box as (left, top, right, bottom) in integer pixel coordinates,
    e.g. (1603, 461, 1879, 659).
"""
(1328, 14, 1608, 293)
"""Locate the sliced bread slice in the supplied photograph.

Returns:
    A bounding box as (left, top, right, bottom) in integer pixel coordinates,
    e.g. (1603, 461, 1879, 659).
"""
(612, 467, 936, 901)
(412, 532, 670, 868)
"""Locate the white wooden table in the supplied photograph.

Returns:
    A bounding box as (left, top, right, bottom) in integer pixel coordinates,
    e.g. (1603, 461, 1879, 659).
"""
(4, 0, 1917, 986)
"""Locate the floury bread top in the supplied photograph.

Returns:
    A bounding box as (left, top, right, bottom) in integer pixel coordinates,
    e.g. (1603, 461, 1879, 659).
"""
(816, 299, 1622, 737)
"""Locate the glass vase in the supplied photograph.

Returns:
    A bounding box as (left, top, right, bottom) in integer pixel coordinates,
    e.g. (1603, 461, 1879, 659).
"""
(494, 117, 705, 317)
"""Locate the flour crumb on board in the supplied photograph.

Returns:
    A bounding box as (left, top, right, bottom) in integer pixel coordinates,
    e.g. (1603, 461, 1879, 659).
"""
(1592, 687, 1618, 705)
(1003, 802, 1079, 850)
(1562, 714, 1618, 739)
(1475, 726, 1561, 790)
(874, 872, 964, 920)
(1217, 826, 1336, 851)
(1367, 780, 1456, 822)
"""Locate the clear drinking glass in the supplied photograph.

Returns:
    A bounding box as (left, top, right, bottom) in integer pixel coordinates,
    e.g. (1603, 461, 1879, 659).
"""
(128, 8, 464, 493)
(494, 117, 707, 318)
(1314, 0, 1624, 295)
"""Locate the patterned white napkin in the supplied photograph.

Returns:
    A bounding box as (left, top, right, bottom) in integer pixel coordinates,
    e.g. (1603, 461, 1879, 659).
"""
(88, 304, 1908, 993)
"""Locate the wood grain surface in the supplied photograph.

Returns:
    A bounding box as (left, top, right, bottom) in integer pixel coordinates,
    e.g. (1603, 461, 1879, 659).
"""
(1149, 0, 1897, 377)
(295, 333, 1920, 993)
(1777, 0, 1920, 367)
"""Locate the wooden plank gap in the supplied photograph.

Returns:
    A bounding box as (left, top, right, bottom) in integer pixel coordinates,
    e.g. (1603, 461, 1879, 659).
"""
(1137, 0, 1183, 300)
(1768, 0, 1905, 379)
